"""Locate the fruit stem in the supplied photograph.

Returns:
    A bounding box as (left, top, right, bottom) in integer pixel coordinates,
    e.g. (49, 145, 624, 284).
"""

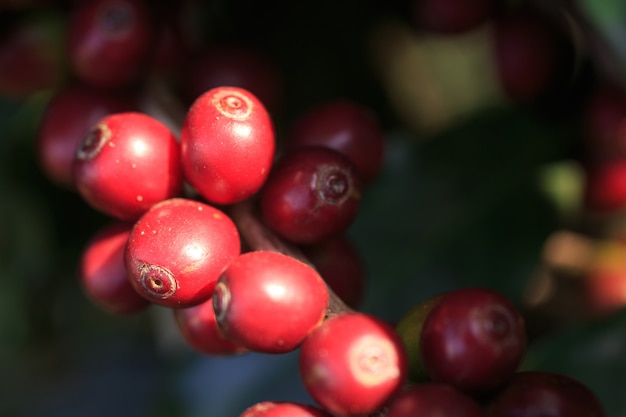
(228, 199, 354, 318)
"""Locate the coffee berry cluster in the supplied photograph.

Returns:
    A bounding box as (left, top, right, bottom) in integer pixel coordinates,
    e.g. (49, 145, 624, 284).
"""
(4, 0, 619, 415)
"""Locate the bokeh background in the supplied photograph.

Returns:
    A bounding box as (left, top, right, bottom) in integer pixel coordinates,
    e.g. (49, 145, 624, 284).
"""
(3, 0, 626, 416)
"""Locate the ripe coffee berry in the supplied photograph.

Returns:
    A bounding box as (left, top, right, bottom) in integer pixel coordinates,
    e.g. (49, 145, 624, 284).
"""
(385, 383, 484, 417)
(174, 297, 247, 355)
(284, 99, 385, 184)
(485, 371, 605, 417)
(68, 0, 155, 89)
(419, 287, 526, 393)
(37, 84, 137, 189)
(79, 221, 149, 315)
(583, 159, 626, 212)
(180, 86, 275, 205)
(260, 147, 362, 245)
(299, 312, 408, 416)
(125, 198, 240, 308)
(240, 402, 332, 417)
(73, 112, 183, 221)
(213, 250, 328, 354)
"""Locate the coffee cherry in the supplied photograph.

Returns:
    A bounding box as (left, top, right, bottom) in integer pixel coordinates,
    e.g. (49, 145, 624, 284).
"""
(411, 0, 495, 35)
(180, 86, 275, 205)
(583, 159, 626, 212)
(183, 45, 283, 113)
(385, 383, 484, 417)
(491, 8, 562, 103)
(284, 100, 385, 183)
(240, 402, 332, 417)
(68, 0, 155, 90)
(73, 112, 183, 220)
(302, 235, 366, 309)
(395, 293, 445, 382)
(125, 198, 240, 308)
(37, 84, 137, 189)
(419, 287, 526, 393)
(213, 251, 328, 354)
(174, 297, 247, 355)
(299, 312, 408, 416)
(79, 221, 149, 315)
(485, 371, 605, 417)
(260, 147, 362, 245)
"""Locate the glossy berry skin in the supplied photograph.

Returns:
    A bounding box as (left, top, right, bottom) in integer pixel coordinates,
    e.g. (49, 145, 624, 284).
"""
(419, 287, 526, 394)
(68, 0, 155, 90)
(485, 371, 605, 417)
(411, 0, 495, 35)
(284, 100, 384, 183)
(299, 312, 408, 416)
(180, 86, 276, 205)
(124, 198, 240, 308)
(73, 112, 183, 220)
(584, 159, 626, 212)
(260, 147, 362, 245)
(174, 297, 247, 355)
(385, 383, 484, 417)
(302, 235, 366, 309)
(213, 251, 328, 354)
(37, 84, 137, 189)
(240, 402, 332, 417)
(80, 221, 149, 315)
(183, 45, 283, 113)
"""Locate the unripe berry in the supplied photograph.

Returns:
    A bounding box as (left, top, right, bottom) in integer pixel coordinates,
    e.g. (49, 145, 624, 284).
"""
(125, 198, 240, 308)
(180, 86, 276, 205)
(299, 312, 408, 416)
(73, 112, 183, 221)
(213, 251, 328, 354)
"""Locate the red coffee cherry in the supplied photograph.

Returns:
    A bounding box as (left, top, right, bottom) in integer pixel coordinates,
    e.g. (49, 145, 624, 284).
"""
(37, 84, 137, 189)
(180, 86, 276, 205)
(583, 159, 626, 212)
(124, 198, 240, 308)
(385, 383, 484, 417)
(411, 0, 496, 35)
(213, 251, 328, 354)
(485, 371, 605, 417)
(260, 147, 362, 245)
(174, 297, 247, 355)
(302, 235, 366, 309)
(299, 312, 408, 416)
(79, 221, 149, 315)
(284, 99, 384, 184)
(240, 402, 332, 417)
(73, 112, 183, 221)
(419, 287, 526, 394)
(67, 0, 155, 90)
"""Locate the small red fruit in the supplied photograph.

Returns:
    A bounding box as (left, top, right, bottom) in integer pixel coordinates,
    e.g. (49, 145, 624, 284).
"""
(180, 86, 275, 205)
(419, 287, 526, 393)
(124, 198, 240, 308)
(385, 383, 484, 417)
(174, 297, 247, 355)
(240, 402, 332, 417)
(67, 0, 155, 89)
(80, 221, 149, 314)
(213, 251, 328, 354)
(485, 371, 605, 417)
(260, 147, 362, 245)
(285, 100, 385, 184)
(73, 112, 183, 220)
(584, 159, 626, 212)
(299, 312, 408, 416)
(37, 84, 137, 189)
